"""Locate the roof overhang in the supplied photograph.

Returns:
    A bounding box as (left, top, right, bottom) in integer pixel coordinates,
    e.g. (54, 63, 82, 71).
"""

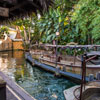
(0, 0, 53, 23)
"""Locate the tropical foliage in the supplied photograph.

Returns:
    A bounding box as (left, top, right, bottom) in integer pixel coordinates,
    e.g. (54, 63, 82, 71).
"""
(37, 0, 77, 44)
(0, 26, 9, 39)
(0, 0, 100, 45)
(71, 0, 100, 44)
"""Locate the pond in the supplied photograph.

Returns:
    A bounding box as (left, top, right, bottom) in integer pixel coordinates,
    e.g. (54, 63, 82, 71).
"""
(0, 51, 76, 100)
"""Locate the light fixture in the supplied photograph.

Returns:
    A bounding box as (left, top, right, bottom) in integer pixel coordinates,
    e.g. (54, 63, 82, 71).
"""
(56, 32, 60, 36)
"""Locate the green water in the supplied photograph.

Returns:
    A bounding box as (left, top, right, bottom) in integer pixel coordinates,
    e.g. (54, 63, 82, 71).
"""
(0, 51, 76, 100)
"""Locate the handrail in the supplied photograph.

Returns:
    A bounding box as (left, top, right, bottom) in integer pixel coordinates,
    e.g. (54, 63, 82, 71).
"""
(86, 55, 97, 62)
(30, 44, 100, 49)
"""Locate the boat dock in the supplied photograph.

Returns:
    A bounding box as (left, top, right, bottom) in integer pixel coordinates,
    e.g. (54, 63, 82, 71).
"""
(25, 53, 89, 83)
(0, 71, 35, 100)
(63, 81, 100, 100)
(63, 85, 80, 100)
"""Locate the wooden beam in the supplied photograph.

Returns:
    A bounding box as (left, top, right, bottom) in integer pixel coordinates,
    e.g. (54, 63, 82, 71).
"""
(0, 0, 17, 4)
(9, 8, 26, 16)
(0, 7, 9, 17)
(31, 2, 43, 13)
(9, 2, 27, 12)
(19, 8, 26, 13)
(31, 2, 40, 8)
(9, 12, 16, 16)
(28, 1, 42, 11)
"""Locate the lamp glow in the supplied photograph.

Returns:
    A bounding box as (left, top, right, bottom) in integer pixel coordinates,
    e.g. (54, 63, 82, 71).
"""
(56, 32, 60, 36)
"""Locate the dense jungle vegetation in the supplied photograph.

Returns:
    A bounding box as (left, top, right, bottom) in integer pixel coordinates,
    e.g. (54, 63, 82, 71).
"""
(1, 0, 100, 45)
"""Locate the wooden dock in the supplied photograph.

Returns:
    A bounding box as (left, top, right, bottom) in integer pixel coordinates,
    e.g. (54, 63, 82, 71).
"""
(0, 71, 36, 100)
(6, 85, 22, 100)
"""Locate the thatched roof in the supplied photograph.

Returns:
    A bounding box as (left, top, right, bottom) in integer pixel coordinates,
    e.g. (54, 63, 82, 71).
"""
(0, 0, 53, 23)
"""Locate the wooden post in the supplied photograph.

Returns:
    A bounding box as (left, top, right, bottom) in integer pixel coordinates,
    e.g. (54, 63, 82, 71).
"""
(0, 76, 6, 100)
(74, 47, 76, 65)
(80, 55, 86, 100)
(55, 39, 58, 68)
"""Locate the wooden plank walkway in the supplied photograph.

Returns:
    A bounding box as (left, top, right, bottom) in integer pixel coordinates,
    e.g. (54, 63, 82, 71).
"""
(6, 86, 20, 100)
(0, 71, 36, 100)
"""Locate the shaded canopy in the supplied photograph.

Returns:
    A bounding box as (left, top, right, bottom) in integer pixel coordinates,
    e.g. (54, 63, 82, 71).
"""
(0, 0, 53, 23)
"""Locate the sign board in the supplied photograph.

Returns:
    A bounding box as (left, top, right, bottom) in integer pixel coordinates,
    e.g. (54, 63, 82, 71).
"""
(0, 7, 9, 17)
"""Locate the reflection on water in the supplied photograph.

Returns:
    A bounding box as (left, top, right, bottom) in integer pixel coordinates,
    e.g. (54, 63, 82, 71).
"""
(0, 51, 24, 80)
(0, 51, 76, 100)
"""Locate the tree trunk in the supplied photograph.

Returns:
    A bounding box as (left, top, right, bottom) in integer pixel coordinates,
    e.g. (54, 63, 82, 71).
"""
(28, 27, 31, 43)
(23, 25, 28, 44)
